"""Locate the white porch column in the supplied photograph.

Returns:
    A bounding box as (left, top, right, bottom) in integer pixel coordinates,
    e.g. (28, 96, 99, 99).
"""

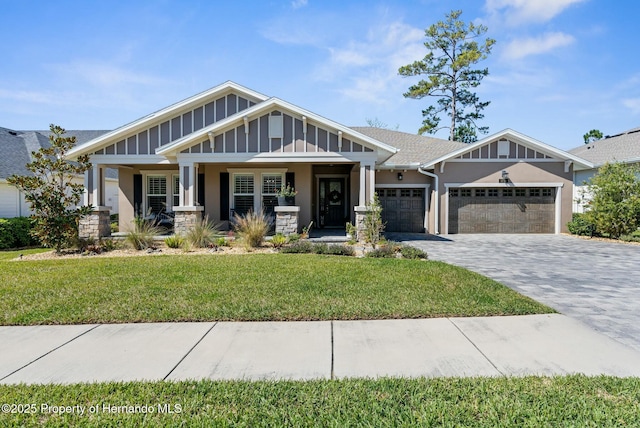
(359, 163, 366, 206)
(368, 163, 375, 202)
(89, 164, 106, 208)
(179, 162, 197, 207)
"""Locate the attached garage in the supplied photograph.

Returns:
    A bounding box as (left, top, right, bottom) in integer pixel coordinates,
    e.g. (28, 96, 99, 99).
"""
(448, 187, 555, 233)
(377, 187, 426, 233)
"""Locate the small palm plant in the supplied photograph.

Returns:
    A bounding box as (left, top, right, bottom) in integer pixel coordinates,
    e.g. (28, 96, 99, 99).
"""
(125, 217, 162, 250)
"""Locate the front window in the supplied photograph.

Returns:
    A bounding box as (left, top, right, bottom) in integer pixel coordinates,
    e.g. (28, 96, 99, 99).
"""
(173, 175, 180, 208)
(262, 174, 283, 215)
(147, 176, 167, 214)
(233, 174, 254, 216)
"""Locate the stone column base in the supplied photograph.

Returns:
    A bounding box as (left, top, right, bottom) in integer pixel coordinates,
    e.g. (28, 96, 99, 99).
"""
(79, 207, 111, 239)
(354, 206, 370, 242)
(274, 206, 300, 236)
(173, 206, 204, 235)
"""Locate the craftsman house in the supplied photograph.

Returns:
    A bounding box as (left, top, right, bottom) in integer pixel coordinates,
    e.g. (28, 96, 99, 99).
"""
(66, 81, 593, 237)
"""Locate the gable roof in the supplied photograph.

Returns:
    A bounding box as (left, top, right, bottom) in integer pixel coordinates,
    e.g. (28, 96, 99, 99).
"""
(421, 128, 594, 170)
(351, 127, 467, 168)
(155, 97, 398, 160)
(569, 127, 640, 166)
(68, 81, 268, 158)
(0, 127, 114, 180)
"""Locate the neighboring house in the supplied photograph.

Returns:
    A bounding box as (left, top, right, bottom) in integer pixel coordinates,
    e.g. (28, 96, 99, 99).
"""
(66, 81, 593, 237)
(0, 127, 119, 218)
(569, 127, 640, 212)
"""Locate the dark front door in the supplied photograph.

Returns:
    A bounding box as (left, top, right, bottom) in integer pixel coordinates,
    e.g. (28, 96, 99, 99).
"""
(319, 178, 346, 228)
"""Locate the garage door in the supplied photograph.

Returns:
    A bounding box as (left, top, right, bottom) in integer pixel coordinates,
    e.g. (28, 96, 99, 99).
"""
(449, 187, 555, 233)
(377, 188, 425, 233)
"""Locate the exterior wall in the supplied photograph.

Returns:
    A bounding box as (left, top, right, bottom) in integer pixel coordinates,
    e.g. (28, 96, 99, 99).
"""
(1, 179, 117, 219)
(179, 111, 373, 156)
(436, 161, 574, 233)
(93, 92, 258, 157)
(573, 169, 596, 213)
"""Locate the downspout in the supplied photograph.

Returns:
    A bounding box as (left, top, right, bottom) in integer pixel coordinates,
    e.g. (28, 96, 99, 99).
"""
(418, 166, 439, 235)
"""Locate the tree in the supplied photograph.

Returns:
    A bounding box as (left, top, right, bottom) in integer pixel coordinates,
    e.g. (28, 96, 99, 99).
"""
(583, 129, 603, 144)
(362, 192, 385, 247)
(398, 9, 495, 143)
(584, 162, 640, 239)
(365, 117, 399, 130)
(7, 124, 92, 252)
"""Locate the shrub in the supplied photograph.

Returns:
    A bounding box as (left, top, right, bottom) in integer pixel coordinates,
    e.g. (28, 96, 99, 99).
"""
(164, 235, 184, 249)
(124, 217, 161, 250)
(271, 233, 288, 249)
(287, 233, 300, 242)
(0, 217, 38, 249)
(233, 210, 272, 248)
(584, 162, 640, 239)
(363, 193, 385, 247)
(400, 245, 428, 260)
(186, 216, 221, 248)
(110, 222, 119, 233)
(325, 244, 355, 256)
(281, 240, 315, 254)
(567, 213, 596, 236)
(366, 245, 396, 258)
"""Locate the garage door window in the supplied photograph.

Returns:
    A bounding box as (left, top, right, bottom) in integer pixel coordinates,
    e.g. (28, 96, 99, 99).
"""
(542, 188, 553, 197)
(450, 189, 459, 197)
(530, 188, 541, 197)
(475, 189, 486, 197)
(515, 189, 526, 197)
(488, 189, 499, 197)
(461, 189, 471, 197)
(503, 189, 514, 197)
(400, 189, 411, 197)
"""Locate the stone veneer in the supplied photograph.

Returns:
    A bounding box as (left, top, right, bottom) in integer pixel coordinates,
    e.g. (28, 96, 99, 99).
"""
(274, 206, 300, 236)
(79, 208, 111, 239)
(173, 208, 204, 235)
(354, 206, 370, 242)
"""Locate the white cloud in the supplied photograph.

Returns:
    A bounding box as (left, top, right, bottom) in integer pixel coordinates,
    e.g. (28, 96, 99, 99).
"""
(502, 32, 575, 60)
(291, 0, 308, 9)
(316, 22, 424, 104)
(52, 61, 167, 87)
(623, 98, 640, 115)
(485, 0, 587, 25)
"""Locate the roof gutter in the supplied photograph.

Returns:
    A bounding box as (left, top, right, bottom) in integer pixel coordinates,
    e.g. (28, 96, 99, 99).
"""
(418, 166, 439, 235)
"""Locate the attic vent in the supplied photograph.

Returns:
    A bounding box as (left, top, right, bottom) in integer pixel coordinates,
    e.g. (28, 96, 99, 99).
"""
(497, 139, 510, 157)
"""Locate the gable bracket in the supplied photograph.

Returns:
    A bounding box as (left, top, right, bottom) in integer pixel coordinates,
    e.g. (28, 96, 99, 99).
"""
(564, 160, 572, 173)
(440, 161, 446, 174)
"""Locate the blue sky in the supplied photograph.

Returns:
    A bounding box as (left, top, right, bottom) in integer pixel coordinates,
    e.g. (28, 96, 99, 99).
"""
(2, 0, 639, 150)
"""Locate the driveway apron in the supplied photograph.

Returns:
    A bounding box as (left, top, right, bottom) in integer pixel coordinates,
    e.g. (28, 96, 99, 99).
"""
(391, 233, 640, 352)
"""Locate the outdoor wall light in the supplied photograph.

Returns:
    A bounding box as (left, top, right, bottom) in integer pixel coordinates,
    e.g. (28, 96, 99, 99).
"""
(397, 172, 403, 181)
(500, 170, 510, 183)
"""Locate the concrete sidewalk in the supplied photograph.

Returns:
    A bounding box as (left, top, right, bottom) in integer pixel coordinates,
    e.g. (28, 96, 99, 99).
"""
(2, 314, 640, 385)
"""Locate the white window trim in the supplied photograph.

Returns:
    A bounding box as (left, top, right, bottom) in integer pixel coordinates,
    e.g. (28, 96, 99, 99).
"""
(141, 170, 179, 214)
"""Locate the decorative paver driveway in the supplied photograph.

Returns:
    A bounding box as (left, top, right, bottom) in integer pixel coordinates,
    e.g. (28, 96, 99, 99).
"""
(390, 233, 640, 352)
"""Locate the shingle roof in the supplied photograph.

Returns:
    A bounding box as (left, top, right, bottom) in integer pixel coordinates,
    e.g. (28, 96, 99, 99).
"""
(568, 127, 640, 166)
(0, 128, 114, 180)
(350, 127, 468, 167)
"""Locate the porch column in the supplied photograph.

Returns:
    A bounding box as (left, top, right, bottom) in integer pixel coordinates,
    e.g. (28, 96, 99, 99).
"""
(178, 162, 198, 207)
(359, 163, 366, 206)
(175, 162, 203, 234)
(79, 164, 111, 239)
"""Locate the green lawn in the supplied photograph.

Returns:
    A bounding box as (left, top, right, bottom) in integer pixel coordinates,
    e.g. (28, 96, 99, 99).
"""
(1, 376, 638, 427)
(0, 253, 552, 325)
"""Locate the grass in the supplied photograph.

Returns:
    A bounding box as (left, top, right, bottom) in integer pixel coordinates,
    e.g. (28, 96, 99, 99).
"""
(0, 254, 552, 325)
(0, 376, 638, 426)
(0, 248, 49, 261)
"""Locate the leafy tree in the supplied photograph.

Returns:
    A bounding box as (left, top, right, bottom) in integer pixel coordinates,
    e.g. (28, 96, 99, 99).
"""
(398, 9, 495, 143)
(7, 124, 92, 252)
(583, 129, 603, 144)
(584, 162, 640, 239)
